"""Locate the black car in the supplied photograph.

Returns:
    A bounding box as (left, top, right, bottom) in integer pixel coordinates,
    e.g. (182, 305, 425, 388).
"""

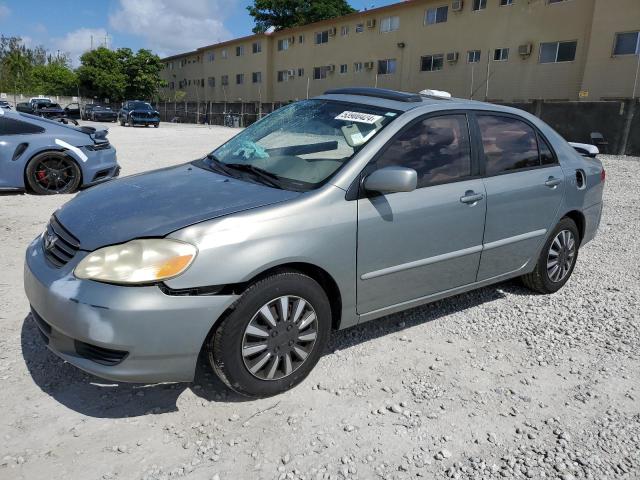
(0, 100, 11, 110)
(90, 105, 118, 122)
(118, 100, 160, 128)
(16, 100, 66, 119)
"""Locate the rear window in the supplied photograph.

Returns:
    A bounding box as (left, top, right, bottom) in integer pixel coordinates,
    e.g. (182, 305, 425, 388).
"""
(0, 117, 45, 135)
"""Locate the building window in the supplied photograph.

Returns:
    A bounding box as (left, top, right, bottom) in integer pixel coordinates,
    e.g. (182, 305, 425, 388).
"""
(500, 0, 514, 5)
(299, 34, 305, 44)
(613, 31, 640, 55)
(252, 41, 262, 53)
(354, 62, 364, 72)
(425, 6, 448, 25)
(221, 75, 228, 86)
(236, 46, 244, 56)
(315, 31, 329, 44)
(380, 16, 400, 33)
(473, 0, 487, 11)
(355, 23, 364, 33)
(339, 64, 348, 74)
(548, 0, 568, 3)
(298, 68, 305, 77)
(539, 40, 577, 63)
(341, 25, 349, 36)
(494, 48, 509, 61)
(468, 50, 482, 63)
(221, 49, 228, 59)
(277, 70, 287, 82)
(377, 58, 397, 74)
(208, 52, 215, 62)
(252, 72, 262, 83)
(420, 54, 444, 72)
(236, 74, 244, 84)
(277, 38, 290, 51)
(313, 66, 330, 80)
(208, 77, 215, 87)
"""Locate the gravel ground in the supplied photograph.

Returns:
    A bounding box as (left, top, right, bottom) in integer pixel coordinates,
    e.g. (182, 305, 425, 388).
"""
(0, 122, 638, 480)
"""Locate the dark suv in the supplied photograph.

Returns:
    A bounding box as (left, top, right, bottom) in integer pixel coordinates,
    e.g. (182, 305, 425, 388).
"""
(118, 100, 160, 128)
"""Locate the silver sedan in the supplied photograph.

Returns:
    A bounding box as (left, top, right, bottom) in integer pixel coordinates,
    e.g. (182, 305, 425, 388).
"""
(24, 88, 604, 397)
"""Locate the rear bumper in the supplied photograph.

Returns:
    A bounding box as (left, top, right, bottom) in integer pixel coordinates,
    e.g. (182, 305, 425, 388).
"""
(23, 236, 238, 383)
(582, 202, 603, 246)
(80, 147, 120, 187)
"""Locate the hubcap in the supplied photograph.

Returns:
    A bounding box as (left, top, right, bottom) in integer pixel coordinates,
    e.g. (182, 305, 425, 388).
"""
(547, 229, 576, 283)
(241, 296, 318, 381)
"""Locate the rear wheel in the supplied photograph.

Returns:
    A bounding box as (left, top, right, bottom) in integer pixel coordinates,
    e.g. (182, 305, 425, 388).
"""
(119, 116, 126, 126)
(521, 217, 579, 294)
(25, 151, 82, 195)
(209, 271, 331, 397)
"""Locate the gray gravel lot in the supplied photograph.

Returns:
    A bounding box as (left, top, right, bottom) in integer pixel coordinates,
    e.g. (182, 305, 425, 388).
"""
(0, 122, 638, 480)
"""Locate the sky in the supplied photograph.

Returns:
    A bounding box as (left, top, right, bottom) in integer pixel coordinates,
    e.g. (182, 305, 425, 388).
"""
(0, 0, 399, 64)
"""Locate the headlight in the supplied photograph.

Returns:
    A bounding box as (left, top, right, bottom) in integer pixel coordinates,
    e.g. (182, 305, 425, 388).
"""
(74, 239, 197, 285)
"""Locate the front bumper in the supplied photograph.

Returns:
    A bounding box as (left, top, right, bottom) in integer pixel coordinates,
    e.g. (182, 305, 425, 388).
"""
(130, 115, 160, 125)
(24, 236, 238, 383)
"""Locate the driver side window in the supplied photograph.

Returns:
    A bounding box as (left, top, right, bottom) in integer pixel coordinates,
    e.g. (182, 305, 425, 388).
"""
(376, 114, 472, 188)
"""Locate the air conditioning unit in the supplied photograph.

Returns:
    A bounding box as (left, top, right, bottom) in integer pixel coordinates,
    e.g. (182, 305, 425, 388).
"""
(518, 43, 533, 57)
(327, 64, 336, 72)
(366, 19, 377, 28)
(289, 36, 296, 44)
(364, 61, 375, 69)
(328, 27, 337, 36)
(288, 69, 296, 77)
(447, 51, 459, 62)
(451, 0, 463, 11)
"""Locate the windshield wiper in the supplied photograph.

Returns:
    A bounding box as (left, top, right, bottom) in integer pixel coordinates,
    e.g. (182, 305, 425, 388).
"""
(224, 163, 285, 189)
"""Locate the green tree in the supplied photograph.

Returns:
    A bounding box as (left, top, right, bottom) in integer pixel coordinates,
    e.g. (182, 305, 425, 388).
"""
(248, 0, 356, 33)
(77, 47, 164, 101)
(31, 61, 78, 96)
(76, 47, 127, 101)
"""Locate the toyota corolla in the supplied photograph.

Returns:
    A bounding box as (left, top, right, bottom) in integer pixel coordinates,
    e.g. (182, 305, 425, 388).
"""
(24, 88, 604, 397)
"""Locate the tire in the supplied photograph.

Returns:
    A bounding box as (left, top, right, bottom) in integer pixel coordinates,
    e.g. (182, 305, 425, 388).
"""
(119, 116, 126, 127)
(521, 217, 579, 294)
(153, 124, 159, 128)
(25, 151, 82, 195)
(209, 271, 332, 397)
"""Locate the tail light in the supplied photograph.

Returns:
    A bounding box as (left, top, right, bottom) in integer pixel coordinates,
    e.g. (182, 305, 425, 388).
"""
(600, 168, 606, 183)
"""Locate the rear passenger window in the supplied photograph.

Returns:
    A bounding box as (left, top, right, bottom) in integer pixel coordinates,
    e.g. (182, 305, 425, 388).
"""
(376, 114, 472, 188)
(0, 117, 45, 135)
(477, 115, 540, 175)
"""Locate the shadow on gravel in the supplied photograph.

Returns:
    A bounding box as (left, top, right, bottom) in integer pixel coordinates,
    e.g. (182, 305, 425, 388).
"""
(21, 279, 520, 418)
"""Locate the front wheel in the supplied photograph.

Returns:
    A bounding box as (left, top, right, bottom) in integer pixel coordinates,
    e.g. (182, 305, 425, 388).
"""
(209, 271, 331, 397)
(521, 217, 579, 294)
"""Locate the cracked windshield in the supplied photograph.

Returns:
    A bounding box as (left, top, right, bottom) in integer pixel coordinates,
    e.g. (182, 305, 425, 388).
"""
(206, 99, 398, 190)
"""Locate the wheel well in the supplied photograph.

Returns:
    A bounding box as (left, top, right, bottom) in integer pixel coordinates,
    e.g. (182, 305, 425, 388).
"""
(23, 149, 83, 190)
(563, 210, 585, 243)
(198, 262, 344, 368)
(249, 263, 343, 331)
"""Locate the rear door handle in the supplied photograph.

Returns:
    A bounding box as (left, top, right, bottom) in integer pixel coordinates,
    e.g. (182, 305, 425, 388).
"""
(460, 191, 484, 205)
(545, 177, 562, 188)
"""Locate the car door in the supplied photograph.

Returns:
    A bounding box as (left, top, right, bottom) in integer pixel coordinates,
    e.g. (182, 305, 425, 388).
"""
(64, 102, 80, 119)
(473, 113, 565, 281)
(0, 116, 43, 189)
(356, 113, 487, 315)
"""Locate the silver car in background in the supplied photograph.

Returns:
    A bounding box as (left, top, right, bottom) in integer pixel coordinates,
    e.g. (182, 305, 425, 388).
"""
(24, 88, 605, 397)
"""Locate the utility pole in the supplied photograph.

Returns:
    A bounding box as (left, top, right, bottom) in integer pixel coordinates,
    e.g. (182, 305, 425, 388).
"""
(470, 64, 475, 100)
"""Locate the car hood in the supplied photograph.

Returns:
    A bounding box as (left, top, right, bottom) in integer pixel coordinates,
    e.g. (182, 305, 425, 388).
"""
(55, 163, 301, 251)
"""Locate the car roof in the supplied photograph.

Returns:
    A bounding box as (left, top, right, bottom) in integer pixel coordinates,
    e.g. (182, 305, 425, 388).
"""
(317, 88, 523, 116)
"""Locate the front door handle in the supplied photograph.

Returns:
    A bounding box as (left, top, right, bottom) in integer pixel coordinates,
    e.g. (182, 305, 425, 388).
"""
(545, 177, 562, 188)
(460, 191, 484, 205)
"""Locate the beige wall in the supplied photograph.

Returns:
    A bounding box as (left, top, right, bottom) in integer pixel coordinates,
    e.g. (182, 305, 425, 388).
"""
(581, 0, 640, 99)
(160, 0, 640, 103)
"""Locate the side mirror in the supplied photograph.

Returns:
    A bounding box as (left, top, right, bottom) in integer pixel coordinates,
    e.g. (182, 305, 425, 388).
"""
(364, 166, 417, 194)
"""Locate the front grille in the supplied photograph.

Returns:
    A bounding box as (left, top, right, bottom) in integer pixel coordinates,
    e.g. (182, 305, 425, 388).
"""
(43, 216, 80, 268)
(74, 340, 129, 366)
